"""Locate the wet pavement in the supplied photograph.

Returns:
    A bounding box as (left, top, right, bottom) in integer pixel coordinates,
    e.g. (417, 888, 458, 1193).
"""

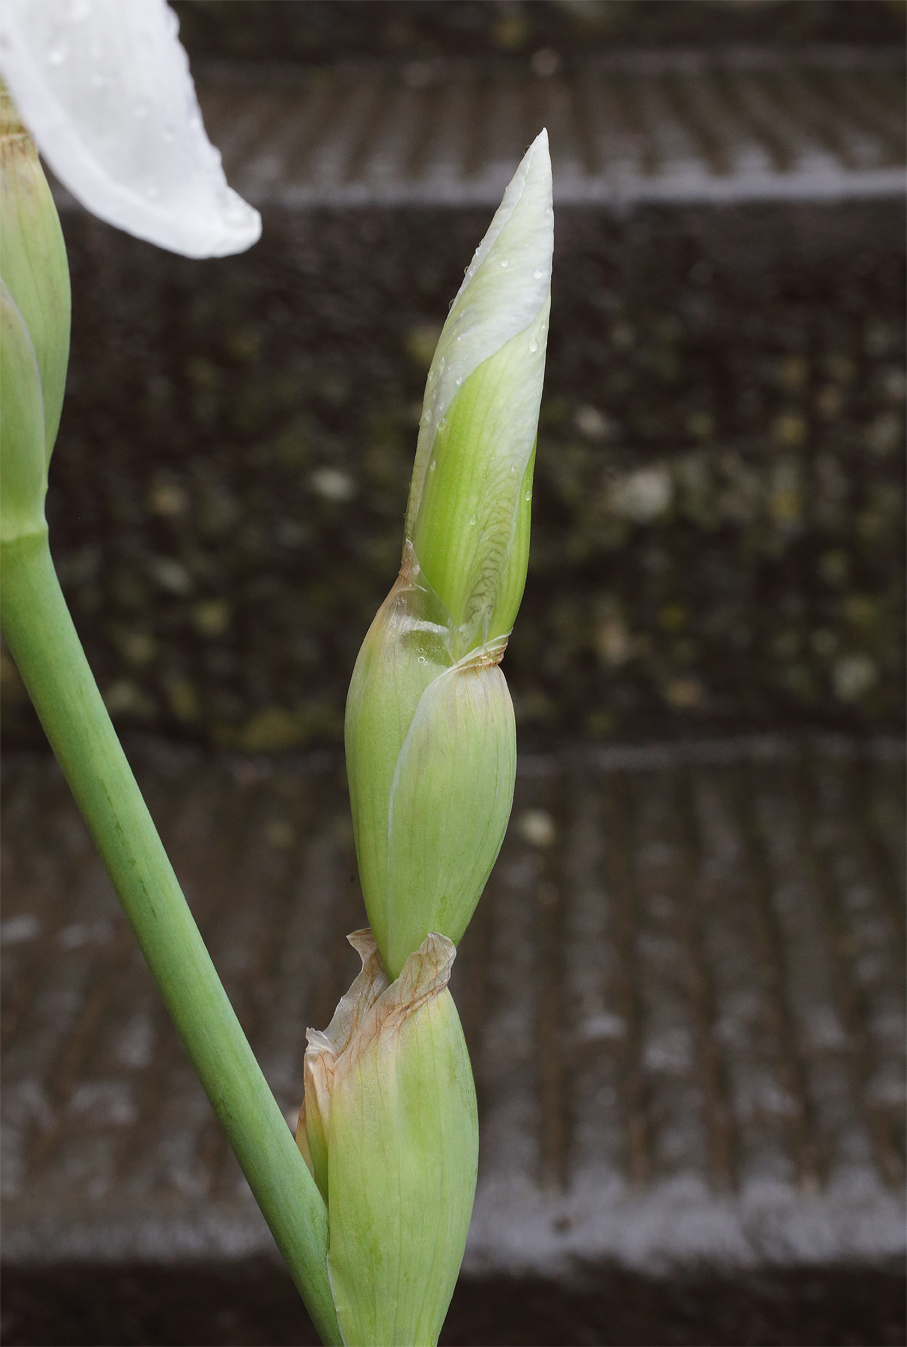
(3, 735, 903, 1309)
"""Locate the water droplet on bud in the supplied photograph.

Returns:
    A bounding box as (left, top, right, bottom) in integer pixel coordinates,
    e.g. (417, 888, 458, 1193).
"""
(469, 514, 477, 526)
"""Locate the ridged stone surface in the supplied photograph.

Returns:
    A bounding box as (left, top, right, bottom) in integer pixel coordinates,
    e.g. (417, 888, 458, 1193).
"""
(191, 49, 905, 209)
(2, 735, 903, 1279)
(47, 48, 907, 212)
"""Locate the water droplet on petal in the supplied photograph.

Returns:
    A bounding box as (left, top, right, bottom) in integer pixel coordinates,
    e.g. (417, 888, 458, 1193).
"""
(534, 268, 546, 280)
(429, 461, 437, 471)
(418, 656, 428, 664)
(469, 514, 477, 526)
(500, 258, 509, 268)
(529, 338, 539, 352)
(525, 490, 532, 502)
(455, 376, 463, 386)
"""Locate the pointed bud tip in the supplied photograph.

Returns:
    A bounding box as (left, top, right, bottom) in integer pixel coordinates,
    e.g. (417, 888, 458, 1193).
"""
(526, 127, 550, 173)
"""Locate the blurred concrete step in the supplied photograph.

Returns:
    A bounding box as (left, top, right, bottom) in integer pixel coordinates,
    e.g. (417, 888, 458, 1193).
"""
(2, 734, 904, 1282)
(187, 48, 907, 208)
(43, 47, 907, 212)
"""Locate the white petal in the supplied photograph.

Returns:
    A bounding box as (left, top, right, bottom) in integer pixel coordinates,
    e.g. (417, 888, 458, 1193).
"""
(0, 0, 260, 257)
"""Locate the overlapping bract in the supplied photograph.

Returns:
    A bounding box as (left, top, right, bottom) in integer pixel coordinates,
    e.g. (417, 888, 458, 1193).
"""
(345, 545, 517, 979)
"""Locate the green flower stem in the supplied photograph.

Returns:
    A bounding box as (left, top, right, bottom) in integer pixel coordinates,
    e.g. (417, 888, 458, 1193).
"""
(0, 529, 341, 1347)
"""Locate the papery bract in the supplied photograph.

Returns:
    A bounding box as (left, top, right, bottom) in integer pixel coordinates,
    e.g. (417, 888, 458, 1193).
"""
(297, 931, 478, 1347)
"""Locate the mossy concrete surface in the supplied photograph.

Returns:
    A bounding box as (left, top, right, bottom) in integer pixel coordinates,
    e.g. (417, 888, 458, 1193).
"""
(3, 198, 902, 750)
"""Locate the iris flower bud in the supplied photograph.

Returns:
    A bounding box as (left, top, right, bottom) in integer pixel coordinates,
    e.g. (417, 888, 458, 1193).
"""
(345, 131, 552, 977)
(406, 129, 552, 652)
(297, 931, 477, 1347)
(0, 84, 70, 542)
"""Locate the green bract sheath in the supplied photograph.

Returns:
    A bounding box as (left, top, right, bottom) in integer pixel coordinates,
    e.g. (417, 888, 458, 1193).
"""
(0, 82, 71, 476)
(346, 130, 552, 977)
(346, 545, 517, 977)
(0, 277, 46, 542)
(297, 931, 478, 1347)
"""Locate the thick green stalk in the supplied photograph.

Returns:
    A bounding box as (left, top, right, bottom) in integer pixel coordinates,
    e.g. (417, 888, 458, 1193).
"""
(0, 529, 341, 1347)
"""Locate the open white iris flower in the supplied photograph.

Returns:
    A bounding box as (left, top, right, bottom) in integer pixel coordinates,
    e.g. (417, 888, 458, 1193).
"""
(0, 0, 260, 257)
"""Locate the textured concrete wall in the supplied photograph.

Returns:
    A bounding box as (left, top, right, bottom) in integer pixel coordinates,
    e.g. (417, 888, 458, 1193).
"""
(3, 197, 902, 749)
(169, 0, 903, 65)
